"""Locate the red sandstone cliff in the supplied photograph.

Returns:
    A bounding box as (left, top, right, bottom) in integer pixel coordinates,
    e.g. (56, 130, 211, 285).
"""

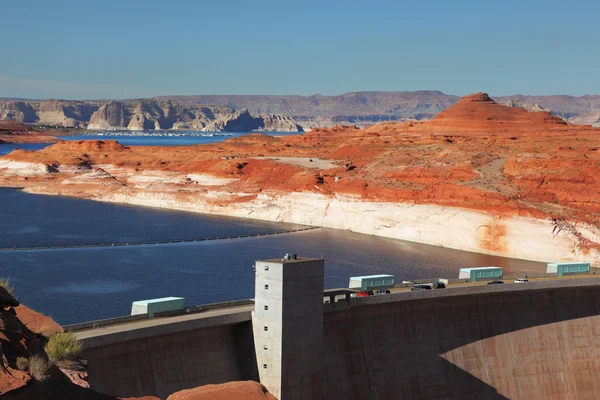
(0, 92, 599, 261)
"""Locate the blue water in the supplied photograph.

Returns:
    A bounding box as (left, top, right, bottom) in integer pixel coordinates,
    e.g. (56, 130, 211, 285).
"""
(58, 131, 302, 146)
(0, 189, 546, 324)
(0, 143, 49, 155)
(0, 133, 547, 324)
(0, 130, 302, 155)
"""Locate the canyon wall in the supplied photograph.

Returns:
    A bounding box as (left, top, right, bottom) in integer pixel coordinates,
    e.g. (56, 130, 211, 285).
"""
(0, 99, 304, 131)
(163, 91, 600, 127)
(4, 91, 600, 130)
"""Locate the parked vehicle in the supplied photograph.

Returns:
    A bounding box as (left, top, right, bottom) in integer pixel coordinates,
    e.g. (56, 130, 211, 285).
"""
(372, 289, 391, 295)
(515, 278, 529, 283)
(411, 284, 432, 291)
(350, 290, 370, 298)
(488, 280, 504, 285)
(431, 282, 446, 289)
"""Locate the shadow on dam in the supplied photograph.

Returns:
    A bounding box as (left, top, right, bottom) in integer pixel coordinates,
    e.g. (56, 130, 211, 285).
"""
(322, 284, 600, 399)
(82, 283, 600, 399)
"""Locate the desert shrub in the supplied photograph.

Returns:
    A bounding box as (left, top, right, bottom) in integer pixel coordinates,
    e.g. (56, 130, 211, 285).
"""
(44, 331, 82, 362)
(28, 355, 51, 381)
(0, 277, 14, 296)
(16, 356, 29, 371)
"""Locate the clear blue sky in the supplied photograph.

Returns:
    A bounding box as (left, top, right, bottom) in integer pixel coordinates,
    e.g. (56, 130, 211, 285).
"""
(1, 0, 599, 99)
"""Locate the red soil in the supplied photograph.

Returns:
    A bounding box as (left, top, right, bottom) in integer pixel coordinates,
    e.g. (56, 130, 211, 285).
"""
(14, 304, 63, 336)
(166, 381, 276, 400)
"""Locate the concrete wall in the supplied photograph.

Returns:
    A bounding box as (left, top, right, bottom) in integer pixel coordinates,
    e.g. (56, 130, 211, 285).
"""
(81, 280, 600, 399)
(320, 282, 600, 399)
(253, 258, 324, 400)
(82, 321, 258, 399)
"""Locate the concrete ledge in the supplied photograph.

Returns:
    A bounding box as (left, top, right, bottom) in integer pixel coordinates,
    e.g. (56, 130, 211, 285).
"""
(65, 299, 255, 332)
(64, 314, 148, 332)
(153, 299, 255, 318)
(345, 276, 600, 309)
(77, 306, 253, 349)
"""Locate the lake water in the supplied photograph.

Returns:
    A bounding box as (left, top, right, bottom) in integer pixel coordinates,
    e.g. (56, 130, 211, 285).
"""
(0, 133, 546, 324)
(0, 130, 303, 155)
(0, 189, 546, 324)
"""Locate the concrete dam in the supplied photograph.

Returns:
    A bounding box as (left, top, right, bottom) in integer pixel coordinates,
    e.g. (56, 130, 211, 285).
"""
(74, 261, 600, 399)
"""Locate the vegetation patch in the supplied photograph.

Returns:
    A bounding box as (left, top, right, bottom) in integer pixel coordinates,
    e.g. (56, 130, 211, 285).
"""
(44, 331, 82, 363)
(16, 356, 29, 371)
(29, 355, 51, 382)
(0, 277, 14, 296)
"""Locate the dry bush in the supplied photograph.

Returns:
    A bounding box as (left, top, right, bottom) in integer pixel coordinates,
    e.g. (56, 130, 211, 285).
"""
(44, 331, 82, 363)
(0, 277, 14, 296)
(16, 356, 29, 371)
(29, 355, 51, 381)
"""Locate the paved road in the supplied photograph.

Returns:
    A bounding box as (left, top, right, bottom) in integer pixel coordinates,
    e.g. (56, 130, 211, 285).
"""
(74, 304, 254, 341)
(388, 273, 600, 294)
(75, 274, 600, 339)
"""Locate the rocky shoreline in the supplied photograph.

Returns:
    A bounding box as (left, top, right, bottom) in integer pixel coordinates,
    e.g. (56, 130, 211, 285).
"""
(1, 93, 599, 264)
(19, 185, 596, 263)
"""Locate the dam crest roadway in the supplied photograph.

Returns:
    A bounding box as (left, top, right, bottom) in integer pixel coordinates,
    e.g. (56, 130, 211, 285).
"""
(70, 264, 600, 400)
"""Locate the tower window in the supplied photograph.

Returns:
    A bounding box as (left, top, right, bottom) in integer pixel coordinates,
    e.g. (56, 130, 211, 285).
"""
(264, 305, 268, 310)
(265, 266, 269, 271)
(263, 364, 268, 369)
(264, 345, 268, 350)
(264, 284, 269, 290)
(264, 326, 268, 331)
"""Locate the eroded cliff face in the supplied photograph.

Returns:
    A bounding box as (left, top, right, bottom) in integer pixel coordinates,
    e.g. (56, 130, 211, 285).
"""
(0, 100, 100, 128)
(1, 93, 599, 263)
(87, 99, 236, 131)
(0, 98, 304, 132)
(202, 110, 303, 132)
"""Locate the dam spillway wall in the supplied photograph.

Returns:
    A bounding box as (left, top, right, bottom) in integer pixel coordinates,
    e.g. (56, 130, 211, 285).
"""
(81, 281, 600, 399)
(320, 283, 600, 399)
(82, 321, 258, 399)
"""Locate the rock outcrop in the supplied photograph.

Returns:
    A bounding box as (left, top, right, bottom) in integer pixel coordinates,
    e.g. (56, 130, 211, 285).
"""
(0, 101, 37, 123)
(0, 286, 97, 399)
(504, 99, 548, 113)
(0, 100, 98, 128)
(87, 99, 233, 131)
(202, 110, 303, 132)
(0, 121, 58, 143)
(0, 287, 270, 400)
(415, 92, 568, 132)
(166, 382, 276, 400)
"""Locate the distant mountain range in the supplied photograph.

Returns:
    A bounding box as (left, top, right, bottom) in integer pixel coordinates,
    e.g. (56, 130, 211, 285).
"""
(1, 91, 599, 129)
